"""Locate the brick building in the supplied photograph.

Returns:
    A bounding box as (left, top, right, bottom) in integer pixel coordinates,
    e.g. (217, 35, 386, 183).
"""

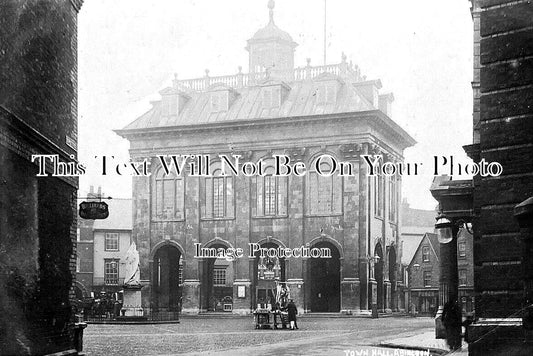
(91, 199, 132, 295)
(407, 231, 474, 317)
(397, 201, 436, 312)
(0, 0, 84, 354)
(75, 189, 133, 299)
(465, 0, 533, 354)
(408, 233, 440, 316)
(430, 1, 533, 354)
(116, 1, 415, 315)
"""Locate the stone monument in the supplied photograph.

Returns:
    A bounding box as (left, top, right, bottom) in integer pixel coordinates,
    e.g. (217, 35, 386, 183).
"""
(119, 242, 145, 320)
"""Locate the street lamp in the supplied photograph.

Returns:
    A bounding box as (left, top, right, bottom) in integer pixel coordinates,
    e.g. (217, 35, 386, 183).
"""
(435, 215, 453, 244)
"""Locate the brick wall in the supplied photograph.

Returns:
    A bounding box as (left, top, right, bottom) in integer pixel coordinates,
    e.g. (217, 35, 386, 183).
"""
(473, 0, 533, 319)
(0, 0, 82, 354)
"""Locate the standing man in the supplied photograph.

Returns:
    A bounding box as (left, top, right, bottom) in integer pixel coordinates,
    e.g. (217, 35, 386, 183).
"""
(287, 299, 298, 330)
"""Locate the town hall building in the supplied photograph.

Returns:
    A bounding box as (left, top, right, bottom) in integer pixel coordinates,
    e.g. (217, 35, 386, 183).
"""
(116, 1, 415, 315)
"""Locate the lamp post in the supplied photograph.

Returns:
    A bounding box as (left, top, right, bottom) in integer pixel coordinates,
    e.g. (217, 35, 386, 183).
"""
(434, 214, 462, 350)
(410, 263, 420, 316)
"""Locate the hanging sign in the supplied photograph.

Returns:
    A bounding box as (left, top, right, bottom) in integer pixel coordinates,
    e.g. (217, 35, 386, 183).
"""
(79, 201, 109, 220)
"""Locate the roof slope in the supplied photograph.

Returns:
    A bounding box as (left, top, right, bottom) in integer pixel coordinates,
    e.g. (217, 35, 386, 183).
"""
(121, 78, 375, 131)
(408, 232, 440, 266)
(401, 235, 425, 265)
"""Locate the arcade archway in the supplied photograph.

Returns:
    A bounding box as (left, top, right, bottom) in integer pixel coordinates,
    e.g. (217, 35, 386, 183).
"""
(152, 245, 182, 312)
(201, 242, 234, 312)
(308, 241, 341, 312)
(252, 241, 286, 308)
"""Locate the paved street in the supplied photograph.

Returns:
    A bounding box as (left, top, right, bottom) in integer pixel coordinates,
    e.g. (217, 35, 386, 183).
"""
(84, 316, 441, 355)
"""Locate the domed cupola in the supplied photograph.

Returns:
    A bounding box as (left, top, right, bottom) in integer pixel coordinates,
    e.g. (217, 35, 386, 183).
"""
(246, 0, 297, 79)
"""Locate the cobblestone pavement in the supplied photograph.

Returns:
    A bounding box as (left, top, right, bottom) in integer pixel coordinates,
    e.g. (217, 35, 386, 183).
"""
(84, 316, 439, 355)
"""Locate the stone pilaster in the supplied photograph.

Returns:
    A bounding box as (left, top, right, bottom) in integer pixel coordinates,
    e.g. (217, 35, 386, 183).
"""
(340, 277, 360, 314)
(181, 279, 201, 314)
(286, 278, 305, 315)
(232, 279, 252, 315)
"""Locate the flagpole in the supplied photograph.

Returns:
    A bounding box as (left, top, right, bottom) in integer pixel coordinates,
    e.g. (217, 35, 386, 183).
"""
(323, 0, 327, 65)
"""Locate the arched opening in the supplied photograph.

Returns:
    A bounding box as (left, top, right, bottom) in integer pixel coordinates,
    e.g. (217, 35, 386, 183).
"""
(152, 245, 182, 312)
(201, 243, 234, 312)
(388, 246, 397, 311)
(374, 242, 384, 311)
(308, 241, 341, 312)
(252, 241, 286, 308)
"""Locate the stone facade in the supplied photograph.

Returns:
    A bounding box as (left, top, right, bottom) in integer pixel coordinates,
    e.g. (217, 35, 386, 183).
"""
(117, 2, 415, 315)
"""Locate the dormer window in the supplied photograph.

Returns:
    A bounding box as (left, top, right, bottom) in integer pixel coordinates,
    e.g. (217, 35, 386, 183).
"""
(159, 87, 189, 117)
(162, 95, 178, 117)
(262, 86, 281, 108)
(210, 91, 229, 112)
(317, 84, 337, 104)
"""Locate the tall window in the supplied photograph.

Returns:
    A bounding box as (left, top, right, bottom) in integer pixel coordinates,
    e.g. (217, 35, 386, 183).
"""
(153, 169, 185, 220)
(104, 259, 119, 285)
(374, 175, 384, 218)
(388, 176, 398, 222)
(307, 156, 342, 215)
(252, 165, 287, 217)
(459, 269, 467, 286)
(422, 246, 430, 262)
(423, 271, 432, 287)
(105, 233, 119, 251)
(458, 241, 466, 258)
(202, 167, 234, 219)
(213, 268, 226, 286)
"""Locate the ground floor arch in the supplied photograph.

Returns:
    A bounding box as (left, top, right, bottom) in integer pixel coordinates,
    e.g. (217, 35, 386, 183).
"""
(200, 242, 235, 312)
(307, 241, 341, 312)
(152, 244, 182, 312)
(252, 241, 287, 308)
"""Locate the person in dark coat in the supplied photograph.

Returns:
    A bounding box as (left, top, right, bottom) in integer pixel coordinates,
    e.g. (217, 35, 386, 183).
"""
(287, 299, 298, 330)
(442, 300, 462, 350)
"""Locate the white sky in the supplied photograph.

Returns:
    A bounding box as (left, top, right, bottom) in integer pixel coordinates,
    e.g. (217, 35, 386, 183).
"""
(78, 0, 474, 210)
